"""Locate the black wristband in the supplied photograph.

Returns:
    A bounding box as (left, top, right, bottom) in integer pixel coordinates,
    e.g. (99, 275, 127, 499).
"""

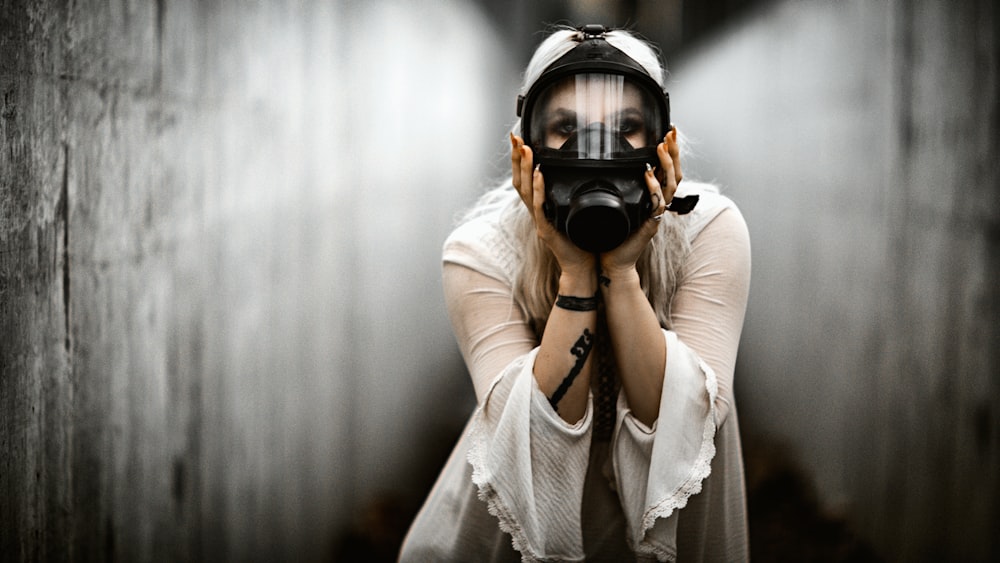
(555, 294, 599, 312)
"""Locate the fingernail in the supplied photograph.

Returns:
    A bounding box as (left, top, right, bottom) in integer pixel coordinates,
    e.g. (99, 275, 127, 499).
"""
(645, 163, 652, 172)
(534, 164, 541, 172)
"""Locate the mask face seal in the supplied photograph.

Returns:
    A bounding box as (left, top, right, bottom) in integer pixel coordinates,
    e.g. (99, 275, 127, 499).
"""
(517, 25, 696, 253)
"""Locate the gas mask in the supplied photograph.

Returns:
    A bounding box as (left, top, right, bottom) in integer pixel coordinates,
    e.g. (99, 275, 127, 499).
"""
(517, 25, 697, 253)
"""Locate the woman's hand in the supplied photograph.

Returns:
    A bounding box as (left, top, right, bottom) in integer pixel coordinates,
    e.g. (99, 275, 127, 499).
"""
(512, 134, 597, 424)
(597, 129, 682, 426)
(600, 128, 683, 278)
(511, 133, 596, 280)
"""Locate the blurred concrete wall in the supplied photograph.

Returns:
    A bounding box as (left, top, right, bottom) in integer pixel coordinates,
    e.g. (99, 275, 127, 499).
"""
(1, 1, 507, 560)
(670, 1, 998, 560)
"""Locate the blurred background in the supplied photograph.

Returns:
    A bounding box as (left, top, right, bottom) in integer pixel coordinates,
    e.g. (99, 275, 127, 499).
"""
(1, 0, 996, 561)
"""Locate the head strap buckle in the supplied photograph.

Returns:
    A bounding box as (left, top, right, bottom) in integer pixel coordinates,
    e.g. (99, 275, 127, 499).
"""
(580, 24, 607, 39)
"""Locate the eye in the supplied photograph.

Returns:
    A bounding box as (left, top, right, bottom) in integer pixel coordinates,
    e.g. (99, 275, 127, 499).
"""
(618, 117, 644, 135)
(549, 118, 577, 136)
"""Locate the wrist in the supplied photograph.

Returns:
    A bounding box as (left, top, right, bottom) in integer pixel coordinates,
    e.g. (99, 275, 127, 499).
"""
(598, 265, 640, 289)
(558, 270, 598, 297)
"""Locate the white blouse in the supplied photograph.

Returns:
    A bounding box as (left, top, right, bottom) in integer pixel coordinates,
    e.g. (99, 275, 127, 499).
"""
(401, 182, 752, 562)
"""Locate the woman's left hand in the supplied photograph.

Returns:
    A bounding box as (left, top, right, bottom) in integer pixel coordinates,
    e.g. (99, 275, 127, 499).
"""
(600, 128, 684, 277)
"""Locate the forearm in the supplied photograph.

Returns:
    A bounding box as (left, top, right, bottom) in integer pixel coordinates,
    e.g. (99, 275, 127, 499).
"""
(533, 272, 598, 424)
(600, 267, 666, 426)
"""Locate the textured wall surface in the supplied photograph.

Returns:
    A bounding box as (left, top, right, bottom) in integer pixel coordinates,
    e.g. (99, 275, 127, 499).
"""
(1, 1, 502, 560)
(671, 1, 998, 560)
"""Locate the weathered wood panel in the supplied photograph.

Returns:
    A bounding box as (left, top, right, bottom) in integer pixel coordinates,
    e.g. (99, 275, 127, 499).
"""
(2, 1, 501, 560)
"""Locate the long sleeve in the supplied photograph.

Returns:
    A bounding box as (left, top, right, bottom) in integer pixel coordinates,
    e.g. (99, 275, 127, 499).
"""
(442, 238, 595, 560)
(465, 348, 594, 561)
(612, 206, 752, 560)
(670, 207, 752, 426)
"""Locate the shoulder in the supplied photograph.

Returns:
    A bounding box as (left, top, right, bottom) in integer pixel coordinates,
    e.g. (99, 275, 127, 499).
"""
(676, 181, 746, 242)
(679, 183, 751, 281)
(442, 187, 522, 284)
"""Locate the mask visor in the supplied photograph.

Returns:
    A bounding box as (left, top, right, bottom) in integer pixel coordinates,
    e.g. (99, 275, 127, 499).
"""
(528, 73, 665, 159)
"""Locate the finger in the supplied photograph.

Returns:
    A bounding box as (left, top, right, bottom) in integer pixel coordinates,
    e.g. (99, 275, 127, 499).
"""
(657, 141, 678, 202)
(667, 128, 683, 185)
(519, 144, 535, 208)
(532, 163, 547, 227)
(510, 133, 522, 191)
(645, 163, 667, 220)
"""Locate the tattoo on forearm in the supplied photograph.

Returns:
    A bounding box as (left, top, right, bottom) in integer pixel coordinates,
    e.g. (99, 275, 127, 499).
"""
(548, 328, 595, 412)
(599, 274, 611, 288)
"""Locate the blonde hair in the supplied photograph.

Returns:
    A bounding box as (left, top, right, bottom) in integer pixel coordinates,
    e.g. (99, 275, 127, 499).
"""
(465, 27, 691, 337)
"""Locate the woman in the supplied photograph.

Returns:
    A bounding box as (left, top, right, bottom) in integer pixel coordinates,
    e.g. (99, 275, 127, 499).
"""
(401, 25, 751, 562)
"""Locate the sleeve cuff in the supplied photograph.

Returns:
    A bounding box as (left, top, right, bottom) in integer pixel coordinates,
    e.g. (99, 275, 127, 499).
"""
(466, 348, 592, 561)
(617, 390, 657, 436)
(530, 374, 594, 435)
(611, 330, 718, 560)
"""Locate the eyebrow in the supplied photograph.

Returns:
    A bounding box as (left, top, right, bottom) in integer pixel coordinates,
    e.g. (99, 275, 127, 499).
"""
(613, 108, 644, 120)
(547, 107, 643, 121)
(546, 108, 578, 121)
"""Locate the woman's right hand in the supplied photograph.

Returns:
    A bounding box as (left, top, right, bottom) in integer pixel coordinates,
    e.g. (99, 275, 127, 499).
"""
(511, 134, 596, 280)
(511, 134, 597, 425)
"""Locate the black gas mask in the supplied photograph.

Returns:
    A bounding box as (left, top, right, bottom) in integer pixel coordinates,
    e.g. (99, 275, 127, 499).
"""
(517, 25, 697, 253)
